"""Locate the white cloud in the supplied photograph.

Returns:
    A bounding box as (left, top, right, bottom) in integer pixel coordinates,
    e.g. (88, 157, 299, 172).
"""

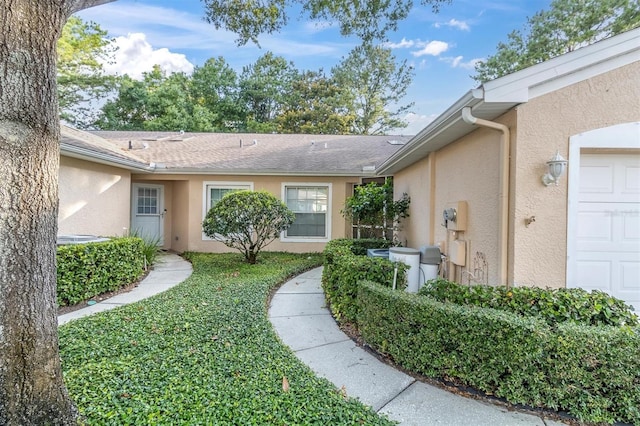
(78, 3, 347, 66)
(382, 38, 415, 49)
(411, 40, 449, 57)
(78, 3, 236, 50)
(435, 19, 471, 31)
(441, 55, 483, 70)
(103, 33, 194, 79)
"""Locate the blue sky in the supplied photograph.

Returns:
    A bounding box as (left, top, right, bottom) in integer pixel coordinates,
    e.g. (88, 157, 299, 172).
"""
(78, 0, 552, 134)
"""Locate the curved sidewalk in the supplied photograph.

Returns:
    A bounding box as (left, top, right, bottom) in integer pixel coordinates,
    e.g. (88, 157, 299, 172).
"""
(58, 252, 192, 326)
(268, 267, 566, 426)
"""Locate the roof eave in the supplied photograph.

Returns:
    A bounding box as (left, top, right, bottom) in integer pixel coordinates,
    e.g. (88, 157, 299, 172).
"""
(61, 143, 154, 172)
(377, 90, 507, 175)
(378, 28, 640, 176)
(139, 167, 380, 177)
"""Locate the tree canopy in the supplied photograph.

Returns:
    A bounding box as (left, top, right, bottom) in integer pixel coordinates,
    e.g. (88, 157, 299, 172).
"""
(473, 0, 640, 82)
(332, 44, 414, 134)
(93, 47, 415, 135)
(57, 16, 115, 128)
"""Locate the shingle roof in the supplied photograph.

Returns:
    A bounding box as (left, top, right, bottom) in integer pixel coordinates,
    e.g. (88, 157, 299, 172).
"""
(90, 131, 411, 176)
(61, 126, 150, 170)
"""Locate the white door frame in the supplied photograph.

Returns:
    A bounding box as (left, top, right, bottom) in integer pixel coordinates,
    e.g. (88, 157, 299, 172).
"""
(131, 183, 165, 245)
(566, 122, 640, 287)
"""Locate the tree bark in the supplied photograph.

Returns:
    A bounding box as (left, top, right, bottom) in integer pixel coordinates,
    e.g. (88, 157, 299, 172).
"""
(0, 0, 114, 424)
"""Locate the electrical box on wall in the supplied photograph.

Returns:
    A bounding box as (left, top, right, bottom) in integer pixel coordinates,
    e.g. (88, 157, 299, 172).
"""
(450, 239, 466, 266)
(443, 201, 468, 231)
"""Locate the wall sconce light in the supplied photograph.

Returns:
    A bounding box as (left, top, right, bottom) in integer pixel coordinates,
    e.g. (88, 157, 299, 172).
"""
(542, 151, 568, 186)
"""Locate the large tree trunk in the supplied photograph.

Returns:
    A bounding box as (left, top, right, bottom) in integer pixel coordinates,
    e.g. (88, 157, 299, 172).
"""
(0, 1, 108, 424)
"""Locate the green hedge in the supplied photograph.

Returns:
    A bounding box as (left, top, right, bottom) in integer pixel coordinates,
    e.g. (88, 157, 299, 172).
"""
(420, 278, 638, 327)
(57, 237, 146, 306)
(357, 280, 640, 424)
(322, 239, 407, 323)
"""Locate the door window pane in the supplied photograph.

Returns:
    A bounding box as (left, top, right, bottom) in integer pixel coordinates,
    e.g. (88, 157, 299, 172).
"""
(137, 187, 158, 215)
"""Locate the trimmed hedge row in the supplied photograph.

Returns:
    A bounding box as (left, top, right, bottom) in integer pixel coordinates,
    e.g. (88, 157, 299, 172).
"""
(57, 237, 146, 306)
(322, 238, 407, 323)
(420, 278, 638, 327)
(357, 280, 640, 424)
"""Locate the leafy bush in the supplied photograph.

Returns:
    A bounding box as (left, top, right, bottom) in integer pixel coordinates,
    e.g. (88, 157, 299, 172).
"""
(59, 252, 394, 425)
(202, 190, 295, 264)
(57, 237, 145, 306)
(322, 238, 406, 323)
(357, 280, 640, 424)
(127, 229, 161, 268)
(341, 179, 410, 239)
(419, 278, 638, 327)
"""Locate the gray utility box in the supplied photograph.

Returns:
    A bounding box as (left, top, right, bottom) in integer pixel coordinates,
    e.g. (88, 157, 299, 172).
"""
(419, 245, 441, 286)
(420, 245, 441, 265)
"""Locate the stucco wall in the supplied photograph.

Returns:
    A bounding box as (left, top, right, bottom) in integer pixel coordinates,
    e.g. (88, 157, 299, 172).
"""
(511, 61, 640, 288)
(393, 155, 433, 248)
(392, 112, 515, 286)
(432, 125, 505, 285)
(171, 180, 190, 253)
(59, 156, 131, 237)
(132, 173, 361, 254)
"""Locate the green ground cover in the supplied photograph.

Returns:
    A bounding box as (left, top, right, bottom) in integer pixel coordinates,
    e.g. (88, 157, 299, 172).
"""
(59, 252, 393, 425)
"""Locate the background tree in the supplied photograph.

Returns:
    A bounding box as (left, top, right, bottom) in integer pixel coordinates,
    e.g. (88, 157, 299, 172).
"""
(332, 44, 414, 134)
(57, 15, 115, 128)
(474, 0, 640, 82)
(97, 66, 220, 132)
(238, 52, 298, 133)
(0, 0, 447, 423)
(276, 70, 355, 134)
(202, 191, 295, 264)
(94, 75, 149, 130)
(191, 57, 246, 131)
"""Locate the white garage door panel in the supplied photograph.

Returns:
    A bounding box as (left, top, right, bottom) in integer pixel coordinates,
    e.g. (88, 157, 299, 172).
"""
(576, 260, 611, 290)
(573, 153, 640, 311)
(621, 261, 640, 291)
(622, 210, 640, 241)
(623, 163, 640, 193)
(579, 164, 614, 196)
(576, 208, 612, 242)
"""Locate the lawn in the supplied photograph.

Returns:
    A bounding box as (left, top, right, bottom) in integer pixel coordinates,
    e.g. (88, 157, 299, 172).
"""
(59, 252, 394, 425)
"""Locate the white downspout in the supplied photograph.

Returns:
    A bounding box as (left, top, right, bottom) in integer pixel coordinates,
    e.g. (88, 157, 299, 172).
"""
(461, 106, 511, 289)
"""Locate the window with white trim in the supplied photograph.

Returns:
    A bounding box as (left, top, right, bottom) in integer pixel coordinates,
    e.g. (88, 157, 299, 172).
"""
(283, 184, 330, 241)
(203, 182, 252, 239)
(204, 183, 252, 211)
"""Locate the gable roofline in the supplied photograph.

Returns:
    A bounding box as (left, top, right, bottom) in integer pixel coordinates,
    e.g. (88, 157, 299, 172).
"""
(60, 125, 154, 172)
(377, 27, 640, 175)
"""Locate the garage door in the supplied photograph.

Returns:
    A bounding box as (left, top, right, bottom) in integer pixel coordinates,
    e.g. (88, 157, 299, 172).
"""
(571, 153, 640, 311)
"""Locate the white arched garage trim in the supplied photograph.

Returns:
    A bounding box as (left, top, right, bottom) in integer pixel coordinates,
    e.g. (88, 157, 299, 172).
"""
(567, 122, 640, 310)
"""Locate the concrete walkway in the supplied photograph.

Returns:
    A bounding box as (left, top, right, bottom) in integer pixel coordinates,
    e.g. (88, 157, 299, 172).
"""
(58, 252, 192, 326)
(269, 267, 566, 426)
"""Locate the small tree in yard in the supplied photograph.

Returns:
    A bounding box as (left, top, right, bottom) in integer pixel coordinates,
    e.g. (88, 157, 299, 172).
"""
(203, 190, 295, 264)
(342, 179, 410, 240)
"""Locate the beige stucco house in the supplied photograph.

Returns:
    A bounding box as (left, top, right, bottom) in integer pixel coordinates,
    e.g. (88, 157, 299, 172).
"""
(60, 127, 409, 254)
(59, 28, 638, 309)
(378, 28, 639, 310)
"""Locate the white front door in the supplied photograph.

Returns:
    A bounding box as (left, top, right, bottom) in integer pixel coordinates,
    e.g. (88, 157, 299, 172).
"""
(131, 183, 164, 245)
(571, 153, 640, 310)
